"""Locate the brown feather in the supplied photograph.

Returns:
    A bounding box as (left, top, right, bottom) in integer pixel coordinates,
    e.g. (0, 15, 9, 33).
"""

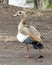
(21, 25, 42, 42)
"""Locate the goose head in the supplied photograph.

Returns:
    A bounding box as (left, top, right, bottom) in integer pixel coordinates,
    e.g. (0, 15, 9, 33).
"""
(14, 11, 27, 25)
(14, 11, 27, 18)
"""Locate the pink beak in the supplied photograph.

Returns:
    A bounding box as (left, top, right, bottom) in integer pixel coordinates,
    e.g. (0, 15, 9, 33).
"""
(13, 13, 18, 16)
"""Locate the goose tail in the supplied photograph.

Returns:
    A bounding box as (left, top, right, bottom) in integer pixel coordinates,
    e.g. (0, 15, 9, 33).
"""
(32, 41, 44, 49)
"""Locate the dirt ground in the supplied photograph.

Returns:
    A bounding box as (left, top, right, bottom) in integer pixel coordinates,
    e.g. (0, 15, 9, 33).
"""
(0, 41, 52, 65)
(0, 5, 52, 65)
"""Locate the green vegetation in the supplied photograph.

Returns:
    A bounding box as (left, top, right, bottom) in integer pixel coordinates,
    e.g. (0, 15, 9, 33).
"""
(44, 0, 52, 9)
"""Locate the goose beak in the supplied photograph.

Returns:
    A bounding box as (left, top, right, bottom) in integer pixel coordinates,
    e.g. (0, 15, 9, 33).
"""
(13, 13, 19, 16)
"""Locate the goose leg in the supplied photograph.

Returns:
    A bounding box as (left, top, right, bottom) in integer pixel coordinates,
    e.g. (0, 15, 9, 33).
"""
(38, 49, 43, 58)
(32, 42, 43, 58)
(25, 43, 32, 58)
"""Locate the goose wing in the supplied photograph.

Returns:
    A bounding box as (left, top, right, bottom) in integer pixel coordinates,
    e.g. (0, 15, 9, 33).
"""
(21, 25, 42, 42)
(22, 25, 41, 36)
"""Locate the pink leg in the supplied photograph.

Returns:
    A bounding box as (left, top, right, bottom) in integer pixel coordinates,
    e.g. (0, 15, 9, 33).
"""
(25, 43, 32, 58)
(38, 49, 43, 58)
(39, 49, 42, 55)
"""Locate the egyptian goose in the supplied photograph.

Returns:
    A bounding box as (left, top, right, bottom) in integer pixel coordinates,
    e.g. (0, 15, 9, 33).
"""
(14, 11, 43, 58)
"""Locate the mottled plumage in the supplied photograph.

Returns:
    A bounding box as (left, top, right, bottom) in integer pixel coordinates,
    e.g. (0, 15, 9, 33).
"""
(18, 20, 42, 43)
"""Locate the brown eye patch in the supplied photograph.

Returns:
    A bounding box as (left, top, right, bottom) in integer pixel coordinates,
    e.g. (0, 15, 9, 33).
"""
(19, 12, 22, 14)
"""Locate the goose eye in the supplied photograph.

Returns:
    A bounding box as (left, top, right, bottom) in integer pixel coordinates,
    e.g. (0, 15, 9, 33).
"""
(19, 12, 21, 14)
